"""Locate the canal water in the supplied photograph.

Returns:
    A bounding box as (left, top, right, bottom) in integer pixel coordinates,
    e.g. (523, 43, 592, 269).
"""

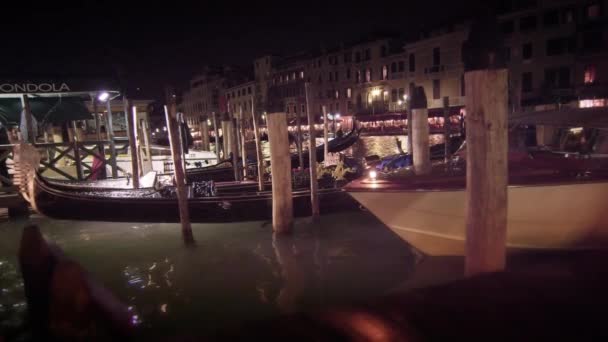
(0, 210, 458, 341)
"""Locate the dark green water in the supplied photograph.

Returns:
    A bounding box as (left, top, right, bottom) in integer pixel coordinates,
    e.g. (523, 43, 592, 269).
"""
(0, 211, 427, 340)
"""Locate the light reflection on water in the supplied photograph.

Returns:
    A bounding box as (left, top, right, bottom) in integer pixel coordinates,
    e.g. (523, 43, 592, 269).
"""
(0, 212, 416, 339)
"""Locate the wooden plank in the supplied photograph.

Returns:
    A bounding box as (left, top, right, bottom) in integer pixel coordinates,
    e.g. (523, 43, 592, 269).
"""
(465, 69, 509, 276)
(267, 112, 293, 233)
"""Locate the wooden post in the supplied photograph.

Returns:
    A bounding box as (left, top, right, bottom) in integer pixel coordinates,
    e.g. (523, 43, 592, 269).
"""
(464, 69, 509, 276)
(221, 116, 230, 159)
(251, 97, 265, 191)
(140, 114, 153, 173)
(165, 104, 194, 245)
(443, 96, 451, 163)
(21, 95, 35, 143)
(295, 105, 304, 170)
(239, 106, 247, 178)
(411, 86, 431, 175)
(73, 138, 83, 181)
(93, 97, 101, 140)
(406, 83, 414, 154)
(231, 117, 240, 180)
(322, 105, 328, 162)
(463, 20, 508, 276)
(126, 102, 140, 188)
(305, 83, 320, 220)
(267, 112, 293, 233)
(106, 99, 118, 178)
(212, 113, 220, 163)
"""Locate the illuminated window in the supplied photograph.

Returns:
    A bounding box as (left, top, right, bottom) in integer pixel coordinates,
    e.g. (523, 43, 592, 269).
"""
(580, 99, 607, 108)
(292, 72, 296, 80)
(587, 3, 600, 20)
(365, 69, 371, 82)
(335, 90, 339, 99)
(585, 65, 596, 84)
(346, 88, 352, 99)
(356, 70, 361, 83)
(300, 71, 304, 79)
(382, 65, 388, 80)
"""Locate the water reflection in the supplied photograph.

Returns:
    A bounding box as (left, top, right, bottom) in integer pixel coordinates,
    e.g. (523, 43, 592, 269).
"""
(0, 212, 417, 339)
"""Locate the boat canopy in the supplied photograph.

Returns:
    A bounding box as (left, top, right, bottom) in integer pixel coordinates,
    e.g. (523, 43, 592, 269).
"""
(0, 96, 92, 125)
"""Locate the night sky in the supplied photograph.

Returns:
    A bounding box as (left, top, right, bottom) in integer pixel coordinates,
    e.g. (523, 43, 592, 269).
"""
(2, 0, 495, 103)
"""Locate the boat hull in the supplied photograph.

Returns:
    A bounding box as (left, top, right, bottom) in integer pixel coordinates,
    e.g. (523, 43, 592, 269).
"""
(349, 182, 608, 256)
(33, 176, 359, 223)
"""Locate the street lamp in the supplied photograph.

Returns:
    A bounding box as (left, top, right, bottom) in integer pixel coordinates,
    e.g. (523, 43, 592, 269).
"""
(97, 92, 110, 102)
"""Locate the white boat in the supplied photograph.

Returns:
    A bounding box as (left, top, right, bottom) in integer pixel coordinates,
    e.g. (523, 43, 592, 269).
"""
(346, 107, 608, 256)
(346, 164, 608, 256)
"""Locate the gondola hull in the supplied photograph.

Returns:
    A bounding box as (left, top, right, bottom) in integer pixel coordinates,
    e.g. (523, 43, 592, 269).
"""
(31, 176, 359, 223)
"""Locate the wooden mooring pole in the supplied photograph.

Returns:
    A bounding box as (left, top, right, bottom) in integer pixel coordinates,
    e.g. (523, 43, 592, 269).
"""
(126, 101, 140, 189)
(463, 20, 508, 276)
(212, 113, 220, 164)
(20, 95, 35, 143)
(406, 83, 414, 154)
(239, 106, 247, 179)
(250, 97, 265, 191)
(106, 99, 118, 178)
(443, 96, 451, 164)
(305, 83, 319, 221)
(267, 111, 293, 234)
(411, 86, 431, 175)
(165, 104, 194, 245)
(322, 106, 328, 162)
(231, 117, 240, 181)
(295, 105, 304, 170)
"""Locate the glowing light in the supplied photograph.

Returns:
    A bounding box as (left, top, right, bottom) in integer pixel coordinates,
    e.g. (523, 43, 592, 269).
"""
(163, 126, 167, 132)
(369, 170, 377, 179)
(397, 100, 403, 105)
(97, 92, 110, 102)
(207, 119, 212, 125)
(155, 128, 160, 133)
(403, 94, 409, 101)
(371, 89, 381, 96)
(335, 113, 341, 119)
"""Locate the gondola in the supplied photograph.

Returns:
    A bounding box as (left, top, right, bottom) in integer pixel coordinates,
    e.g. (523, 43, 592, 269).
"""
(291, 126, 362, 168)
(186, 126, 362, 182)
(23, 171, 359, 223)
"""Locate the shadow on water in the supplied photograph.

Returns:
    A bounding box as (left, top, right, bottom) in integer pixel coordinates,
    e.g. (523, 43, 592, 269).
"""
(0, 211, 420, 340)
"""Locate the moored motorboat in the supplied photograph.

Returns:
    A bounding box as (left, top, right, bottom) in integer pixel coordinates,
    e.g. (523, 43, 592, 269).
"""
(346, 157, 608, 256)
(346, 107, 608, 256)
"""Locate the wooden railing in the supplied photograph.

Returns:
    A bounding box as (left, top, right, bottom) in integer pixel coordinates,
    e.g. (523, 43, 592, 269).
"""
(0, 140, 138, 183)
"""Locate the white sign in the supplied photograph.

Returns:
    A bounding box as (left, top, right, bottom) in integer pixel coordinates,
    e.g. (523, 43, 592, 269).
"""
(324, 152, 340, 166)
(0, 83, 70, 93)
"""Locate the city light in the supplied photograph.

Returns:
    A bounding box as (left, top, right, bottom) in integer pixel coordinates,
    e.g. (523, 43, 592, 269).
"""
(371, 89, 381, 97)
(398, 100, 403, 105)
(97, 92, 110, 102)
(403, 94, 409, 101)
(207, 119, 212, 125)
(369, 170, 377, 180)
(335, 113, 341, 119)
(155, 128, 160, 133)
(163, 126, 167, 132)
